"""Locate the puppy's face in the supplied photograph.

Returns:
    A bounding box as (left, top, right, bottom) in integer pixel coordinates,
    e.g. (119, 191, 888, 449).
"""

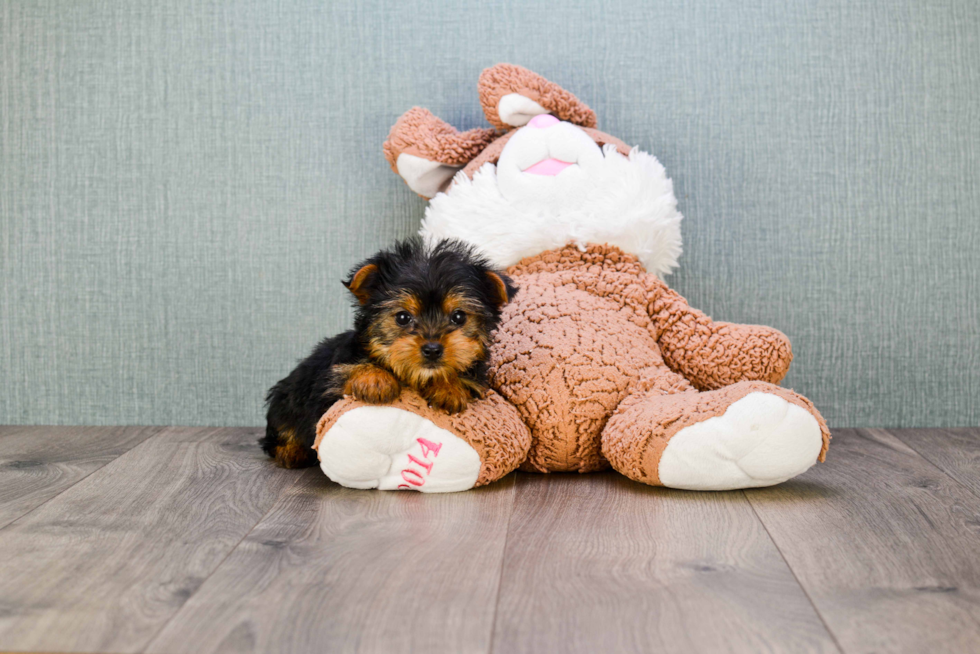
(344, 240, 516, 389)
(368, 288, 488, 387)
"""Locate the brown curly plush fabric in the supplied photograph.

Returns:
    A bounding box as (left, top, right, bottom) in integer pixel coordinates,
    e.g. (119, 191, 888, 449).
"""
(478, 63, 598, 130)
(383, 107, 497, 172)
(314, 243, 829, 489)
(647, 279, 794, 390)
(365, 62, 829, 489)
(314, 389, 531, 487)
(490, 244, 830, 475)
(602, 381, 831, 486)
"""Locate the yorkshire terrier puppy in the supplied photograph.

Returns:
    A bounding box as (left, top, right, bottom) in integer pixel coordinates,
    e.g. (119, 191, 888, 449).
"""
(261, 238, 517, 468)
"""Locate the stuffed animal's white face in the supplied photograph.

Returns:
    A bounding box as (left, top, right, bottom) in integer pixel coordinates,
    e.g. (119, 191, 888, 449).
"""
(420, 117, 684, 278)
(495, 114, 605, 211)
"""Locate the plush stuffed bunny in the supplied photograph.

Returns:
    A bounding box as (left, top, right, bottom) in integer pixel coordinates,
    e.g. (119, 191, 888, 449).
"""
(313, 64, 829, 492)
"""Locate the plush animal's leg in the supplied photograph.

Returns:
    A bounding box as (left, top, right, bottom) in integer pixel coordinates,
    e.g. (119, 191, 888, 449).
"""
(313, 390, 531, 493)
(601, 380, 829, 490)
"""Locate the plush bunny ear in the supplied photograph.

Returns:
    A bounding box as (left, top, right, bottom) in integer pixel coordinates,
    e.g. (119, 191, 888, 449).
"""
(383, 107, 497, 198)
(478, 64, 598, 130)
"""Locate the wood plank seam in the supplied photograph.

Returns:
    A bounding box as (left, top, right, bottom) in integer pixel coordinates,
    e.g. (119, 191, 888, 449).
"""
(486, 472, 525, 654)
(490, 472, 840, 653)
(743, 490, 845, 654)
(138, 470, 312, 654)
(747, 428, 980, 653)
(0, 425, 163, 533)
(890, 429, 980, 505)
(144, 470, 518, 653)
(0, 426, 300, 652)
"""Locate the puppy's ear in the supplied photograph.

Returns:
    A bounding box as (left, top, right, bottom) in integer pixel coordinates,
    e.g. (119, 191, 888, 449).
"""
(343, 263, 379, 305)
(485, 271, 518, 308)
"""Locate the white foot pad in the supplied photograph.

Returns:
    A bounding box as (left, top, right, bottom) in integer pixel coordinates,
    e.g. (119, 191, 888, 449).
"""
(658, 392, 823, 490)
(316, 407, 481, 493)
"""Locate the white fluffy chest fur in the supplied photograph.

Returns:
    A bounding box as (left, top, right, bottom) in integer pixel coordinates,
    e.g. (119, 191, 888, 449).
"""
(420, 121, 683, 277)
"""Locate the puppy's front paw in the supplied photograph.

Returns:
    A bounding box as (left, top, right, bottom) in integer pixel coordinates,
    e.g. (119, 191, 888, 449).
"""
(344, 365, 401, 404)
(424, 381, 470, 414)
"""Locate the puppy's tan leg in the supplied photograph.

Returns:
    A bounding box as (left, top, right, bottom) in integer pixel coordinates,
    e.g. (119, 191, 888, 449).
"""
(343, 363, 401, 404)
(423, 376, 471, 414)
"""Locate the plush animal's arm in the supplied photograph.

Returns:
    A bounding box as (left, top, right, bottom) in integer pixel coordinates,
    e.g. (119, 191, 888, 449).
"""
(505, 244, 793, 391)
(644, 274, 794, 391)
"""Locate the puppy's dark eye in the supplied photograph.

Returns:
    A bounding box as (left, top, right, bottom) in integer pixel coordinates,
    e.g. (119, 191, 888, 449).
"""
(395, 311, 413, 326)
(450, 310, 466, 326)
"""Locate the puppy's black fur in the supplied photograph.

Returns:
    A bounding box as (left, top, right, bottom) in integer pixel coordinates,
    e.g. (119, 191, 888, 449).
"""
(261, 237, 517, 468)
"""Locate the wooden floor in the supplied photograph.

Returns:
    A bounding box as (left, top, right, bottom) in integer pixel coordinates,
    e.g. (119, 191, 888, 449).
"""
(1, 427, 979, 653)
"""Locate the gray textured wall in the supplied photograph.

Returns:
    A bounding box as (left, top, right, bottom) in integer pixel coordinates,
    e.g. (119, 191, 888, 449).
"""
(2, 0, 978, 428)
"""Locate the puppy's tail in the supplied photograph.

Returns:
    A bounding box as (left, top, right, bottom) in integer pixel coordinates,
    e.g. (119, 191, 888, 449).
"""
(258, 421, 285, 460)
(261, 382, 319, 469)
(261, 420, 318, 469)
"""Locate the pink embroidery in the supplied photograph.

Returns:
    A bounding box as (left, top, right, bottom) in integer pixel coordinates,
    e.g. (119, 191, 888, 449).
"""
(395, 437, 443, 490)
(417, 438, 442, 458)
(406, 453, 434, 474)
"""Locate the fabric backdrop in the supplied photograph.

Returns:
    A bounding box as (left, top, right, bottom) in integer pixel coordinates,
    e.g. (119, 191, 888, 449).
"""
(2, 0, 978, 427)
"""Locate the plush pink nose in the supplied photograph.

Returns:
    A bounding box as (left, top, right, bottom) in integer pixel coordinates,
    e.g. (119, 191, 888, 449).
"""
(527, 114, 559, 129)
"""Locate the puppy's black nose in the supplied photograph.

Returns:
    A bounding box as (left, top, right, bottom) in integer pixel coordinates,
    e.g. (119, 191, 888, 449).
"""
(421, 342, 443, 361)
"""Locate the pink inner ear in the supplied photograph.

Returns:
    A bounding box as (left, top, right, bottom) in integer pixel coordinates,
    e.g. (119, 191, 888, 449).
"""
(523, 157, 575, 176)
